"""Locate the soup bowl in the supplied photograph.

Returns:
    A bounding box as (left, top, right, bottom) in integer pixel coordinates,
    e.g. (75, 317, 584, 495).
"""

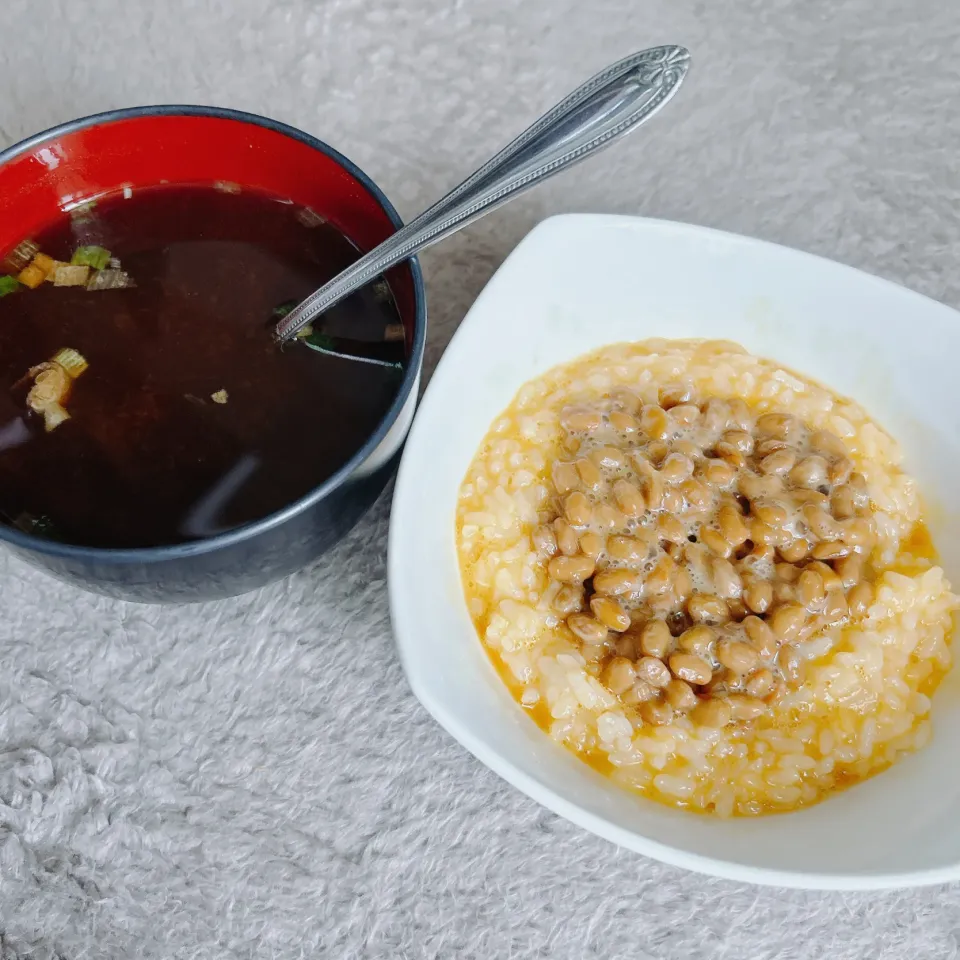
(0, 106, 426, 602)
(389, 213, 960, 889)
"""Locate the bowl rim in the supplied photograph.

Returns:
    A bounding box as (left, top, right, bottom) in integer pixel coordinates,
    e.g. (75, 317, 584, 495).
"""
(0, 104, 426, 563)
(389, 212, 960, 890)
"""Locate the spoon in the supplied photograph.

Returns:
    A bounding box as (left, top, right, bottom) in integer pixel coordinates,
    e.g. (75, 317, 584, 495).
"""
(275, 45, 691, 343)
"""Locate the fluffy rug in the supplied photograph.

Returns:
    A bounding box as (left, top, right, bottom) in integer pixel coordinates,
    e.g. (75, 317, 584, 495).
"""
(3, 0, 960, 956)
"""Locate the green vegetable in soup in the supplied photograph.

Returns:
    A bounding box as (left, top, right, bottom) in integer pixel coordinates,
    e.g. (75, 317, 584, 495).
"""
(52, 347, 89, 378)
(53, 264, 90, 287)
(305, 331, 336, 351)
(87, 267, 135, 291)
(302, 330, 403, 370)
(71, 245, 112, 270)
(271, 300, 297, 320)
(0, 275, 20, 297)
(271, 300, 314, 338)
(31, 515, 57, 537)
(69, 199, 98, 224)
(3, 240, 39, 274)
(15, 513, 58, 538)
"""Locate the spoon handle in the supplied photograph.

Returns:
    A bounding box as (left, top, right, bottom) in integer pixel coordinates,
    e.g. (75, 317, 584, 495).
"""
(275, 45, 690, 341)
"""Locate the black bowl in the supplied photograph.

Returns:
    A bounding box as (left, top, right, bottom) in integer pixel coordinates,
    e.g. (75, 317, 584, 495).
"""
(0, 106, 426, 601)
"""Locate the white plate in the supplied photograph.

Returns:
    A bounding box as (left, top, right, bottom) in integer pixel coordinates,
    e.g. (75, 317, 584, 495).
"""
(388, 214, 960, 889)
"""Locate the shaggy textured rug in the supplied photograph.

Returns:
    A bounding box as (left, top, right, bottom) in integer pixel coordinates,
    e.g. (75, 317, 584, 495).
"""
(3, 0, 960, 957)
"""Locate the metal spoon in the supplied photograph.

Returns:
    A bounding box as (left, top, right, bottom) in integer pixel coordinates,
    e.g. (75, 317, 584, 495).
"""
(275, 45, 691, 343)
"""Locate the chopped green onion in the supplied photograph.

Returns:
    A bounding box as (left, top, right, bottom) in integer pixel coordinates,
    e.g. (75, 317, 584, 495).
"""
(87, 268, 135, 291)
(71, 245, 111, 270)
(3, 240, 38, 274)
(372, 279, 393, 304)
(31, 515, 57, 537)
(302, 332, 403, 369)
(271, 300, 297, 320)
(14, 513, 57, 538)
(0, 275, 20, 297)
(306, 331, 336, 350)
(70, 199, 98, 223)
(53, 264, 91, 287)
(52, 347, 89, 378)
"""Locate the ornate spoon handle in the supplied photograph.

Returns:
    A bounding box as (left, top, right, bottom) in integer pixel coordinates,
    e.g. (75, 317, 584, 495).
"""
(276, 45, 691, 341)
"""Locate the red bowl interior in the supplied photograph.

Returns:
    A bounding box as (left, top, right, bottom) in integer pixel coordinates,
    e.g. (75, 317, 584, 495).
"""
(0, 110, 417, 336)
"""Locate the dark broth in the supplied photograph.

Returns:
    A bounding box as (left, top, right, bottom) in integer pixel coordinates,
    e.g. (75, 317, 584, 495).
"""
(0, 184, 404, 548)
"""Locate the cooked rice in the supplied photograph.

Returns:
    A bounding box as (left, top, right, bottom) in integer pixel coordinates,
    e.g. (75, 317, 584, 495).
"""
(456, 339, 957, 816)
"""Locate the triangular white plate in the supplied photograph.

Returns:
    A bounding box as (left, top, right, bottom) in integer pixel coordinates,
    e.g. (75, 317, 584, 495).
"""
(389, 214, 960, 889)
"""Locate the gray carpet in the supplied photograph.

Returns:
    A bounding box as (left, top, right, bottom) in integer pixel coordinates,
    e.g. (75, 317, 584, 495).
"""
(3, 0, 960, 957)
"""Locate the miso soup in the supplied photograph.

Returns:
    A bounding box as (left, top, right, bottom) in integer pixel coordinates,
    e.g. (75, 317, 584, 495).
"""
(0, 184, 405, 548)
